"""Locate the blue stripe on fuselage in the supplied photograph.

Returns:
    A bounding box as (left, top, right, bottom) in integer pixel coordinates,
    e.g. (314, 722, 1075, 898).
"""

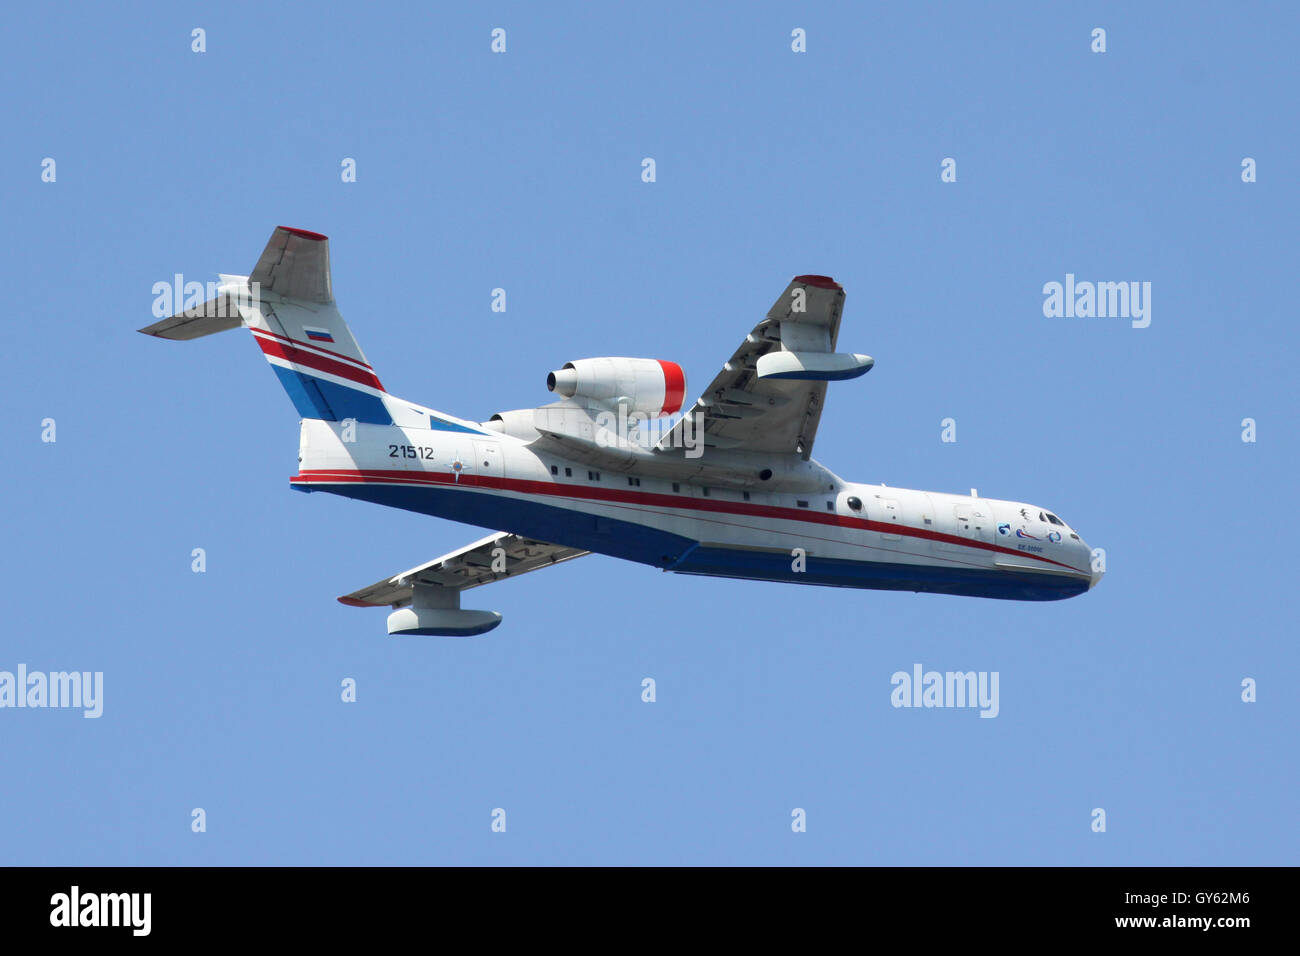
(295, 480, 1090, 602)
(672, 545, 1088, 601)
(297, 480, 697, 567)
(428, 415, 486, 434)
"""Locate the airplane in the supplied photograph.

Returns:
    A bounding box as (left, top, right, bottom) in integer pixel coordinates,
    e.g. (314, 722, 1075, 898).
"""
(141, 226, 1103, 636)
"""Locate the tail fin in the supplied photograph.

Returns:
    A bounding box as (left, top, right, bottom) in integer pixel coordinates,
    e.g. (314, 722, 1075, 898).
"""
(139, 226, 394, 425)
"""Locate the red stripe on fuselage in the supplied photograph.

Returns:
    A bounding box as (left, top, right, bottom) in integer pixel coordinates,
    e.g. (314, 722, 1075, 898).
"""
(290, 468, 1083, 572)
(255, 336, 386, 391)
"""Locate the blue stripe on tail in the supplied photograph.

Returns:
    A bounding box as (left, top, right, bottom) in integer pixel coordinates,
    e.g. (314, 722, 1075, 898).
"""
(271, 366, 392, 424)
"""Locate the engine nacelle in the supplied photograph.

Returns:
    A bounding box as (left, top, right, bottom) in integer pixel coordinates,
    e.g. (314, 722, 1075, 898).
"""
(483, 408, 540, 440)
(547, 357, 686, 417)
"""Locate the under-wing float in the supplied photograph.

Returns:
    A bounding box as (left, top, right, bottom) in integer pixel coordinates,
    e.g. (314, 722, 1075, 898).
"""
(142, 227, 1102, 635)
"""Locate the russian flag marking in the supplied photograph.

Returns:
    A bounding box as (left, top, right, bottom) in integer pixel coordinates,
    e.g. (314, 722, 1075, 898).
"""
(303, 326, 335, 343)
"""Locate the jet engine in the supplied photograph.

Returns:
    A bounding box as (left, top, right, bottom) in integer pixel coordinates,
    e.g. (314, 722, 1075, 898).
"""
(546, 357, 685, 417)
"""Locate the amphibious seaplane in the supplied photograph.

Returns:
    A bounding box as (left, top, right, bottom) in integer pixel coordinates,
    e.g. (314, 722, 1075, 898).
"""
(142, 227, 1101, 635)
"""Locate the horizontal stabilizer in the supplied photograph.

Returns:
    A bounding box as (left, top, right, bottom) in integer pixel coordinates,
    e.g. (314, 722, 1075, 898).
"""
(138, 288, 246, 340)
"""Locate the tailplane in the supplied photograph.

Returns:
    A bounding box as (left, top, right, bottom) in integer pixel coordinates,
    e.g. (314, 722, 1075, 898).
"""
(140, 226, 394, 425)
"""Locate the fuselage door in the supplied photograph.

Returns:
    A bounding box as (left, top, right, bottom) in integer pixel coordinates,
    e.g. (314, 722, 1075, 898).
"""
(936, 498, 993, 555)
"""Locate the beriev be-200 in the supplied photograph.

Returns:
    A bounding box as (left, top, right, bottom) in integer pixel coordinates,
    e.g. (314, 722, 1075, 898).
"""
(141, 227, 1102, 635)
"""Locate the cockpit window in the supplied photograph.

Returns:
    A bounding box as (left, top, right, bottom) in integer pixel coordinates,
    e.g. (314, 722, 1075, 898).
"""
(1038, 511, 1047, 522)
(1046, 513, 1065, 526)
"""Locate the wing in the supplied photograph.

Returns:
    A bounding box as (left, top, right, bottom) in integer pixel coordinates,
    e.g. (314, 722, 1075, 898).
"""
(338, 532, 589, 608)
(657, 275, 858, 460)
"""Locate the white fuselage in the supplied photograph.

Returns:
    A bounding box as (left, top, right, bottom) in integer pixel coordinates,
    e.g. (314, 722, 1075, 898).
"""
(292, 420, 1098, 602)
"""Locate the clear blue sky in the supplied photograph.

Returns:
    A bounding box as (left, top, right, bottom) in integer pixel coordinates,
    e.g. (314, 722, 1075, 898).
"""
(2, 1, 1295, 865)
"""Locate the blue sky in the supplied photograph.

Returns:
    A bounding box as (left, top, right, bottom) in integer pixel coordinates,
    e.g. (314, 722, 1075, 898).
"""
(1, 1, 1295, 864)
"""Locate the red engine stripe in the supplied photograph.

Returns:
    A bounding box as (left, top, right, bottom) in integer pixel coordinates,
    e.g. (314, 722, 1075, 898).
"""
(658, 360, 686, 416)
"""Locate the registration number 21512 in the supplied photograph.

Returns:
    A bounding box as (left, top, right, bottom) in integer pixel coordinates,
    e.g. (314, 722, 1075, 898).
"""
(389, 445, 435, 459)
